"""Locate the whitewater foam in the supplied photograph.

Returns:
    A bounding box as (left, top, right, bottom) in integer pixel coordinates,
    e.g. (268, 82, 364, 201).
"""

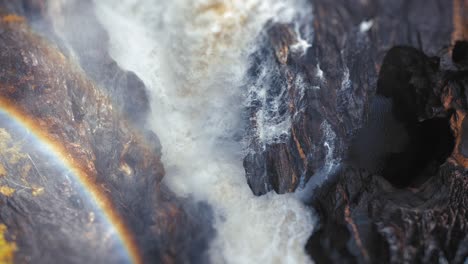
(97, 0, 315, 263)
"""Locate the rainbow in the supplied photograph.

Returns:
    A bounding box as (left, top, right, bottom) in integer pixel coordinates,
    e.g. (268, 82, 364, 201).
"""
(0, 98, 142, 264)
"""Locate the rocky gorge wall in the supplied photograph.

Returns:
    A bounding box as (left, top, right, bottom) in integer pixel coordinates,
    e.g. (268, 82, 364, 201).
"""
(0, 0, 466, 263)
(243, 0, 468, 262)
(0, 1, 213, 263)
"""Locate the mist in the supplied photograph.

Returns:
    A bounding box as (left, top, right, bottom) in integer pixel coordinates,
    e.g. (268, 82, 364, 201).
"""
(95, 0, 315, 263)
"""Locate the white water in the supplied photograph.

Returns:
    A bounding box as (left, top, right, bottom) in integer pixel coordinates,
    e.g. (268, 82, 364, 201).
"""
(97, 1, 315, 263)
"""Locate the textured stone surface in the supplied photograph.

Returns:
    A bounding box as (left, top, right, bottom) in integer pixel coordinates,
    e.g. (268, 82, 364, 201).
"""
(0, 0, 466, 263)
(244, 0, 455, 195)
(307, 42, 468, 263)
(0, 2, 213, 263)
(244, 0, 468, 263)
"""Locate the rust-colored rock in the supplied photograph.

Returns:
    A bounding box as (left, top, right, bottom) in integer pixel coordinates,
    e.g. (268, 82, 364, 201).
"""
(0, 3, 213, 263)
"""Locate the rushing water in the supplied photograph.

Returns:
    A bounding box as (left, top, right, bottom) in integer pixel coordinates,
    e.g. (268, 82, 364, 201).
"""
(97, 1, 315, 263)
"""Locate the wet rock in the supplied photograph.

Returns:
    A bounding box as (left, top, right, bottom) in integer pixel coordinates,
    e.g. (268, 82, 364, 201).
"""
(2, 0, 152, 126)
(0, 6, 213, 264)
(244, 0, 468, 262)
(244, 0, 455, 195)
(453, 41, 468, 69)
(307, 163, 468, 263)
(306, 1, 468, 261)
(306, 41, 468, 263)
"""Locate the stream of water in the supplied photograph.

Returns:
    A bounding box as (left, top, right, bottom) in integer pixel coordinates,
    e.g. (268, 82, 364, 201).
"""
(97, 1, 315, 263)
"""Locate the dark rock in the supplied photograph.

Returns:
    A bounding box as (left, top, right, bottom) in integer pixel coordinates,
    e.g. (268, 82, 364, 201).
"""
(244, 0, 455, 195)
(453, 41, 468, 69)
(350, 46, 455, 188)
(307, 164, 468, 263)
(304, 2, 468, 262)
(244, 0, 468, 263)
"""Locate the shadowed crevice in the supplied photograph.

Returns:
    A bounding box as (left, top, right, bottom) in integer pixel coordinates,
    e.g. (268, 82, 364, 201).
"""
(349, 46, 455, 188)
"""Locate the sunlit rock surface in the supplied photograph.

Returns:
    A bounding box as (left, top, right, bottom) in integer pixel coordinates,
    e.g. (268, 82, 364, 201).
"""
(0, 2, 213, 263)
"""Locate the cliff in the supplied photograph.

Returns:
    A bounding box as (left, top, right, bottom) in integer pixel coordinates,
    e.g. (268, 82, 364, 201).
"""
(0, 1, 213, 263)
(244, 0, 468, 262)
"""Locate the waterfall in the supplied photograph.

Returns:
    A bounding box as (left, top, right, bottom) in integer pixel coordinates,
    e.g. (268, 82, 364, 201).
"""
(97, 0, 315, 263)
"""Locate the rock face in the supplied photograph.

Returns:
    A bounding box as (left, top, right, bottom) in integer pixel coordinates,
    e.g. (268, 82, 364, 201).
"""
(307, 164, 468, 263)
(244, 0, 468, 263)
(244, 0, 455, 194)
(0, 1, 213, 263)
(0, 0, 151, 126)
(47, 0, 151, 126)
(0, 0, 467, 263)
(307, 43, 468, 263)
